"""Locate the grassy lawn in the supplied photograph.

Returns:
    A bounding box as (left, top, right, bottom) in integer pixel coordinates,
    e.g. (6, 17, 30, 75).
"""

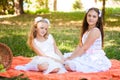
(0, 8, 120, 60)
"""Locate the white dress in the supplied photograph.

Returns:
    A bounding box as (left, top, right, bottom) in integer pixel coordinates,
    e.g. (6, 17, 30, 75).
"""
(64, 28, 111, 73)
(15, 34, 66, 74)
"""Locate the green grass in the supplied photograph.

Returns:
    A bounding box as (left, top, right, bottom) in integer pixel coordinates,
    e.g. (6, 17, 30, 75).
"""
(0, 8, 120, 60)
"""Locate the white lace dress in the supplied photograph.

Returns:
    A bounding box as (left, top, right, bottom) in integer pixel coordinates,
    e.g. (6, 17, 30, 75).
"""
(64, 29, 111, 73)
(15, 34, 66, 74)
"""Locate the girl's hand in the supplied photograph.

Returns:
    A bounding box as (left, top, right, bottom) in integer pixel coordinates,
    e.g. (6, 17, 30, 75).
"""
(59, 60, 64, 64)
(64, 56, 73, 61)
(47, 56, 64, 64)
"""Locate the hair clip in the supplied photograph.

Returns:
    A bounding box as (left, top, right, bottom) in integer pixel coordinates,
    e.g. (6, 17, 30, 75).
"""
(34, 17, 50, 26)
(98, 10, 102, 17)
(34, 17, 43, 23)
(86, 8, 102, 17)
(44, 18, 50, 25)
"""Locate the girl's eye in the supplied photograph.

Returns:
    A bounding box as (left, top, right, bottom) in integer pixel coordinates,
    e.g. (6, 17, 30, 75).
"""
(93, 15, 97, 18)
(88, 14, 91, 17)
(40, 27, 44, 29)
(88, 14, 97, 18)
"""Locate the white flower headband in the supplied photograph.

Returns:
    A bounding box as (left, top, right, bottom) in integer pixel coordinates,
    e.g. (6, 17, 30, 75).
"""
(86, 8, 102, 17)
(34, 17, 50, 25)
(98, 10, 102, 17)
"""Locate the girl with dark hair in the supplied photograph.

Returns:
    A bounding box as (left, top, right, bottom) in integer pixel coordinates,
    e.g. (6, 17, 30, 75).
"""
(64, 7, 111, 73)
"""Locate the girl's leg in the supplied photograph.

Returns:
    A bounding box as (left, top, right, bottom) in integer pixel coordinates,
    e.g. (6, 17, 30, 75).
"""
(38, 63, 60, 73)
(64, 64, 73, 72)
(50, 68, 60, 73)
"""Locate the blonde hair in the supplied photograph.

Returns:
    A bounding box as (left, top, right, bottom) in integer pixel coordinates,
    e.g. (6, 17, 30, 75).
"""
(27, 19, 50, 49)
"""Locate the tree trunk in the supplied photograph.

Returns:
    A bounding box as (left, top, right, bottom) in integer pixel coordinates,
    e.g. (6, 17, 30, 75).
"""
(14, 0, 24, 15)
(45, 0, 49, 9)
(53, 0, 57, 11)
(102, 0, 105, 25)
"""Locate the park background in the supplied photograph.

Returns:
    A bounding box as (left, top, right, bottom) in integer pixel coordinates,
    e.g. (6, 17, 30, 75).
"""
(0, 0, 120, 60)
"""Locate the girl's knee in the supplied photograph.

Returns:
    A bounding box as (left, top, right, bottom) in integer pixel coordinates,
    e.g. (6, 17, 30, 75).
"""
(38, 63, 49, 71)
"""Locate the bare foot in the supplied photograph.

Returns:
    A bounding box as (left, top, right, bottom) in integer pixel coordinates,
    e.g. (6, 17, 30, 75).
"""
(50, 68, 60, 73)
(64, 64, 73, 72)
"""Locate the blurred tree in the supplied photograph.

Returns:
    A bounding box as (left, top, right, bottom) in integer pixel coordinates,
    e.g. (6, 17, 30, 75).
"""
(99, 0, 106, 25)
(0, 0, 14, 14)
(53, 0, 57, 11)
(45, 0, 49, 9)
(73, 0, 82, 10)
(102, 0, 105, 25)
(14, 0, 24, 15)
(0, 0, 8, 14)
(37, 0, 48, 9)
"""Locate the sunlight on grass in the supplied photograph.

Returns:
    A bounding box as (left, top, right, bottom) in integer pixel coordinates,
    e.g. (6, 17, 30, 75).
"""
(59, 43, 75, 53)
(0, 21, 14, 25)
(0, 14, 17, 18)
(105, 27, 120, 31)
(106, 18, 118, 22)
(104, 40, 115, 47)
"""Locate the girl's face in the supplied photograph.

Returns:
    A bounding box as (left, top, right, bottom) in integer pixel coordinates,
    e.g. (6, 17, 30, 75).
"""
(37, 22, 48, 37)
(87, 10, 98, 27)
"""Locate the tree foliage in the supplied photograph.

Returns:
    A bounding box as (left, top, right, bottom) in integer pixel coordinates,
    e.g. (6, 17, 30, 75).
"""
(73, 0, 82, 10)
(0, 0, 14, 14)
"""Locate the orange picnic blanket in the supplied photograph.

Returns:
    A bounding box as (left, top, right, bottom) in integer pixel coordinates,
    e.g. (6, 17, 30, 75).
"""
(0, 56, 120, 80)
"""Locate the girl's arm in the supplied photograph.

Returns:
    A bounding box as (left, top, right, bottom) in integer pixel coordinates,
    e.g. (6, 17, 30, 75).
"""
(54, 40, 64, 59)
(66, 28, 100, 60)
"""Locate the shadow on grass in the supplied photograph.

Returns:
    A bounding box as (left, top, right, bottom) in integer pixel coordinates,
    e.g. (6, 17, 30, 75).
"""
(0, 35, 35, 57)
(104, 30, 120, 60)
(105, 16, 120, 27)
